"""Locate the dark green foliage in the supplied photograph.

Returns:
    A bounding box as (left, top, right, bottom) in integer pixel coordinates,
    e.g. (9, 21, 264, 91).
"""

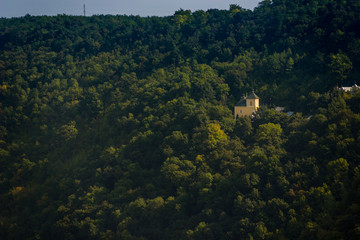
(1, 1, 360, 239)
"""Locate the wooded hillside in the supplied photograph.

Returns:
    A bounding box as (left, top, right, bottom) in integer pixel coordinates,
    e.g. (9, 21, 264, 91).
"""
(1, 0, 360, 239)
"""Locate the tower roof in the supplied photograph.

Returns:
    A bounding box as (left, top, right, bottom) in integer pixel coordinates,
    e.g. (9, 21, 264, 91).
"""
(247, 91, 259, 99)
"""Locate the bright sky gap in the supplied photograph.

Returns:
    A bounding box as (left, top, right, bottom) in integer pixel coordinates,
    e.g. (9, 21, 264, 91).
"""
(0, 0, 262, 18)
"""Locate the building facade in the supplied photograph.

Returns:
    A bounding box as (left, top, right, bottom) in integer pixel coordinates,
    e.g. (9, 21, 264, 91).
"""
(234, 91, 260, 118)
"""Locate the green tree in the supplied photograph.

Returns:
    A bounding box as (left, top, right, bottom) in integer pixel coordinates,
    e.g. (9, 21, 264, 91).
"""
(328, 51, 353, 85)
(59, 121, 78, 141)
(254, 123, 283, 147)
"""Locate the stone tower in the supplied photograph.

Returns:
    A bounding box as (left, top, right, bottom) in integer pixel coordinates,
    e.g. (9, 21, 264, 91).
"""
(234, 91, 260, 118)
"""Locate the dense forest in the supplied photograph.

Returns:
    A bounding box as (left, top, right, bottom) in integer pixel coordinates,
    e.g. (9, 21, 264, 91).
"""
(1, 0, 360, 239)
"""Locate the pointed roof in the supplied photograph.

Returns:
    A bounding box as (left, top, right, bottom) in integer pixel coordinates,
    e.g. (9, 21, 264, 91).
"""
(235, 99, 246, 106)
(247, 91, 259, 99)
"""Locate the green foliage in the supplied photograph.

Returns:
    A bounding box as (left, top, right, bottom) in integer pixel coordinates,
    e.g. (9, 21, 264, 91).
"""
(205, 123, 228, 149)
(254, 123, 283, 147)
(59, 121, 78, 141)
(1, 1, 360, 239)
(329, 51, 353, 82)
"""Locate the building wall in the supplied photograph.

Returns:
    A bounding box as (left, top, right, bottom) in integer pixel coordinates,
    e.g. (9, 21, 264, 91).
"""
(234, 105, 258, 118)
(246, 98, 259, 108)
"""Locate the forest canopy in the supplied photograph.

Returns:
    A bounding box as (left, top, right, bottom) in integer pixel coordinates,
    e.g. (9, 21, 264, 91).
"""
(1, 0, 360, 239)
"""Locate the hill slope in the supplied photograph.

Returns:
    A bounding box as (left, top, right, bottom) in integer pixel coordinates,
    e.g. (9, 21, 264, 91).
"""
(1, 1, 360, 239)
